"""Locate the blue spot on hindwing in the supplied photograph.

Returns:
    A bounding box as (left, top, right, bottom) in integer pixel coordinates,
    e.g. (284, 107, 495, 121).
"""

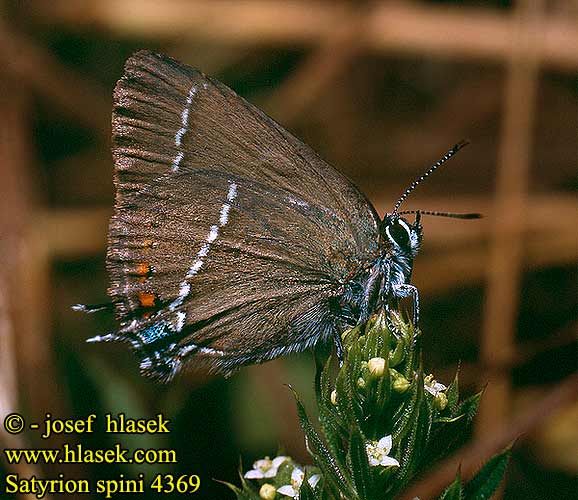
(133, 321, 187, 381)
(138, 321, 172, 345)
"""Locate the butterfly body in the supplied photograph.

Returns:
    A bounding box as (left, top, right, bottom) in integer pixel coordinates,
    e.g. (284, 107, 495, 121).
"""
(80, 51, 476, 381)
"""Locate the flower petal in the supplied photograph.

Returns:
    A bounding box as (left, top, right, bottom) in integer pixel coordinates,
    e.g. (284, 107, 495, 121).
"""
(424, 384, 436, 396)
(277, 485, 297, 497)
(368, 456, 381, 466)
(308, 474, 321, 488)
(291, 467, 304, 484)
(244, 470, 264, 479)
(272, 456, 289, 468)
(377, 435, 393, 453)
(379, 455, 400, 467)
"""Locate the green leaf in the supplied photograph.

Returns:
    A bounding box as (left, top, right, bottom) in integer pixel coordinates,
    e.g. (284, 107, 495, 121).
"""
(436, 414, 466, 424)
(299, 479, 317, 500)
(316, 356, 349, 465)
(318, 396, 347, 465)
(317, 485, 333, 500)
(364, 316, 388, 359)
(388, 334, 406, 367)
(314, 342, 332, 404)
(299, 470, 322, 500)
(335, 360, 364, 428)
(446, 368, 461, 414)
(219, 480, 261, 500)
(292, 388, 355, 498)
(393, 367, 424, 445)
(422, 391, 482, 466)
(456, 391, 483, 422)
(348, 428, 374, 500)
(394, 393, 429, 493)
(438, 471, 463, 500)
(420, 417, 469, 467)
(463, 447, 511, 500)
(362, 324, 392, 437)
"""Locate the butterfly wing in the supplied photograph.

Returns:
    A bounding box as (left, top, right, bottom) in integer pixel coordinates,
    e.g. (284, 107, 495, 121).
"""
(106, 51, 381, 379)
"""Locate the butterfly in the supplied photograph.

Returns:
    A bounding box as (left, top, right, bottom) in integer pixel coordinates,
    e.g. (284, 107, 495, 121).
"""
(75, 51, 479, 381)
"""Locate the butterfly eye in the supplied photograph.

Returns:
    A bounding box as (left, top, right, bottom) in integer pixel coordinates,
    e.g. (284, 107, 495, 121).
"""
(386, 219, 411, 247)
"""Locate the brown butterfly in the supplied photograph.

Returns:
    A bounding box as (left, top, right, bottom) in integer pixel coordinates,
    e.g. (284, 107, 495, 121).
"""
(75, 51, 479, 381)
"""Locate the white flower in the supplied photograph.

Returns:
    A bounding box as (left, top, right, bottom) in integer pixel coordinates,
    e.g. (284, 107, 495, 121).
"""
(365, 435, 400, 467)
(277, 467, 320, 498)
(424, 374, 447, 397)
(424, 375, 448, 409)
(244, 456, 289, 479)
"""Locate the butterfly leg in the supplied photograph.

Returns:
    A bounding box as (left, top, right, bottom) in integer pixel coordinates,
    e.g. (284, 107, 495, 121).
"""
(357, 261, 382, 325)
(384, 301, 402, 339)
(381, 261, 403, 338)
(395, 283, 420, 326)
(333, 328, 345, 367)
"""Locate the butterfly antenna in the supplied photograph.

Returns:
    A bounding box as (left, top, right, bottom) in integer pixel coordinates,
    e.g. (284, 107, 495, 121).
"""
(398, 209, 482, 219)
(392, 140, 470, 215)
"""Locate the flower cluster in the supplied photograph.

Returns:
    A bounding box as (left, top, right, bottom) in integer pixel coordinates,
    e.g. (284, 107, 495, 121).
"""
(244, 456, 288, 480)
(276, 468, 320, 498)
(239, 455, 320, 499)
(241, 433, 401, 499)
(227, 313, 510, 499)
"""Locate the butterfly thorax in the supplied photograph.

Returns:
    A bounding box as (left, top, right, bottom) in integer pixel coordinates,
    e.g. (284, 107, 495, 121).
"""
(383, 249, 413, 295)
(333, 214, 422, 327)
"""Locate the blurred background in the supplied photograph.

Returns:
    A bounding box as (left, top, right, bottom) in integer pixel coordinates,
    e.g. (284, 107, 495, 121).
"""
(0, 1, 576, 499)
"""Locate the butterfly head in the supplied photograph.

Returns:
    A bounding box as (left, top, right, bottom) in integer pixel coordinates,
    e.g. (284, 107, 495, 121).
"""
(381, 212, 422, 259)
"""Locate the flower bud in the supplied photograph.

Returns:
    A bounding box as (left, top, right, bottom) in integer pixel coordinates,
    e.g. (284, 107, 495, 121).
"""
(367, 357, 386, 377)
(434, 392, 448, 411)
(357, 377, 366, 389)
(392, 373, 410, 393)
(330, 390, 338, 405)
(259, 483, 277, 500)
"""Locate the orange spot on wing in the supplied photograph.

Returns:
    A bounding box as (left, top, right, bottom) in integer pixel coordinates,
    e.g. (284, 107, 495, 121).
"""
(138, 292, 156, 308)
(136, 263, 150, 282)
(136, 263, 150, 275)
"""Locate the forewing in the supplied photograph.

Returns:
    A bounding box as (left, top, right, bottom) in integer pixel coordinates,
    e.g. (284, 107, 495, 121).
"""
(107, 51, 381, 378)
(113, 51, 380, 252)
